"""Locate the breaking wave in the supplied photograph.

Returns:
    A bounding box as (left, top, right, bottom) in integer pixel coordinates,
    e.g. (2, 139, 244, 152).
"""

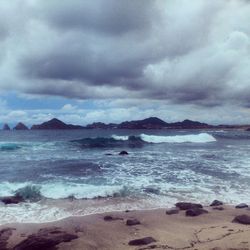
(72, 133, 216, 148)
(140, 133, 216, 143)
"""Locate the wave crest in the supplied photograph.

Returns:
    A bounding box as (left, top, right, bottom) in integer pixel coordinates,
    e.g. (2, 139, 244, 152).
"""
(141, 133, 216, 143)
(72, 133, 216, 148)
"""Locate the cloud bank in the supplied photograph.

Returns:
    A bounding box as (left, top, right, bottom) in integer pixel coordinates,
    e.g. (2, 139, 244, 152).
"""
(0, 0, 250, 124)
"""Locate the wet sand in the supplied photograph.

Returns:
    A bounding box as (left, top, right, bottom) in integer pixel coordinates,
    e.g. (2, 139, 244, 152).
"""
(1, 205, 250, 250)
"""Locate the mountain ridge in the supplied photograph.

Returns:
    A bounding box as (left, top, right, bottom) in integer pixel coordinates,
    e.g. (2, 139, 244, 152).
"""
(2, 117, 250, 130)
(29, 117, 213, 130)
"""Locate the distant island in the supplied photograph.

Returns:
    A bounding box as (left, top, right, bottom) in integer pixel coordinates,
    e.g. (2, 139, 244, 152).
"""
(1, 117, 250, 130)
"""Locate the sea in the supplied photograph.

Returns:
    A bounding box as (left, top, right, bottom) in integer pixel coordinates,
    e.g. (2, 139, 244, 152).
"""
(0, 129, 250, 224)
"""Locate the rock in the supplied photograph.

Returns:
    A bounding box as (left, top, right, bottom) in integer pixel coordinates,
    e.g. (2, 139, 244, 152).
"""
(233, 214, 250, 225)
(210, 200, 223, 206)
(0, 195, 24, 204)
(143, 187, 160, 195)
(235, 203, 248, 209)
(119, 151, 128, 155)
(103, 215, 123, 221)
(13, 122, 29, 130)
(128, 236, 156, 246)
(186, 208, 208, 217)
(0, 228, 16, 250)
(31, 118, 84, 130)
(126, 219, 140, 226)
(212, 206, 224, 211)
(166, 208, 180, 215)
(13, 227, 78, 250)
(105, 153, 113, 156)
(175, 202, 203, 210)
(2, 124, 10, 131)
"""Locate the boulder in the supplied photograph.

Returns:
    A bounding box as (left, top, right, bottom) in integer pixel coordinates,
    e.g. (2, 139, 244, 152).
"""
(128, 236, 156, 246)
(186, 208, 208, 217)
(175, 202, 203, 210)
(119, 151, 128, 155)
(13, 227, 78, 250)
(166, 208, 180, 215)
(235, 203, 248, 209)
(126, 219, 140, 226)
(233, 214, 250, 225)
(210, 200, 223, 206)
(103, 215, 123, 221)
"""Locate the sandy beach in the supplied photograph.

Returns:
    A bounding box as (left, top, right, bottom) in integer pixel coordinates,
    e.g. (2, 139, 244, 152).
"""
(1, 203, 250, 250)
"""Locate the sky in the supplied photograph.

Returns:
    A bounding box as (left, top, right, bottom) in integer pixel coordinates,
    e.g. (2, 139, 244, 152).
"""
(0, 0, 250, 127)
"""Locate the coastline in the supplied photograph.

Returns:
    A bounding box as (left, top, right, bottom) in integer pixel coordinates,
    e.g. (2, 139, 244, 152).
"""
(1, 203, 250, 250)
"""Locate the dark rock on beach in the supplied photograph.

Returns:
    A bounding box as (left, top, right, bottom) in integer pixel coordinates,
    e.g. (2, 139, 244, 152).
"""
(128, 236, 156, 246)
(213, 206, 224, 211)
(0, 195, 24, 205)
(166, 207, 180, 215)
(186, 208, 208, 217)
(233, 214, 250, 225)
(103, 215, 123, 221)
(175, 202, 203, 210)
(235, 203, 248, 209)
(119, 151, 128, 155)
(126, 219, 141, 226)
(13, 227, 78, 250)
(210, 200, 223, 206)
(0, 228, 16, 250)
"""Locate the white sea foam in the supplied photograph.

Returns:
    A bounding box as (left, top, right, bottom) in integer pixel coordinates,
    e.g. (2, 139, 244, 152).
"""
(111, 135, 129, 141)
(40, 182, 123, 199)
(140, 133, 216, 143)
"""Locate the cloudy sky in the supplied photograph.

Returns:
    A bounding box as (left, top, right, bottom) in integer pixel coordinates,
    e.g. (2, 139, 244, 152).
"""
(0, 0, 250, 126)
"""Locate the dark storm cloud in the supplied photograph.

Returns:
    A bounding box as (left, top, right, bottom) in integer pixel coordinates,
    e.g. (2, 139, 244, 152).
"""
(0, 0, 250, 108)
(38, 0, 157, 35)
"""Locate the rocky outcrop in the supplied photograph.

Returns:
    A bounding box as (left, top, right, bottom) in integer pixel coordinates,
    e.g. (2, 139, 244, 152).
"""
(119, 151, 128, 155)
(31, 118, 84, 130)
(13, 122, 29, 130)
(2, 124, 10, 130)
(13, 227, 78, 250)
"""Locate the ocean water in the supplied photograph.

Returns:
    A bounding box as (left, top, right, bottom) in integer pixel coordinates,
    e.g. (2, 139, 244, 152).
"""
(0, 129, 250, 224)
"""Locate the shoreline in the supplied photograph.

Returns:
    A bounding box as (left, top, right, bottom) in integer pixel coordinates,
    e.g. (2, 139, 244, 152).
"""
(1, 203, 250, 249)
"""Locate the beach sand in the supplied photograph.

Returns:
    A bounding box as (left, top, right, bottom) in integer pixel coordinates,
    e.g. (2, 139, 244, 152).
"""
(1, 204, 250, 250)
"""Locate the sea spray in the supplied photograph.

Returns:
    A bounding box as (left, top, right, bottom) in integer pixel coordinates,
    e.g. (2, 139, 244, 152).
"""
(14, 185, 43, 202)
